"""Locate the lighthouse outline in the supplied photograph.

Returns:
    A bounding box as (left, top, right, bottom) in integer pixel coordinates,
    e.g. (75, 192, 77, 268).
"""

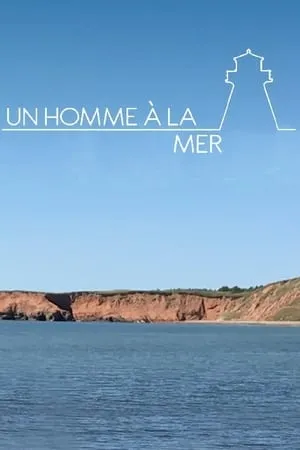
(218, 48, 296, 132)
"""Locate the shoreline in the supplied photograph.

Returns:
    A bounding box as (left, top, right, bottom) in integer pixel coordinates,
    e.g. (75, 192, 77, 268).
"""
(1, 318, 300, 326)
(178, 320, 300, 326)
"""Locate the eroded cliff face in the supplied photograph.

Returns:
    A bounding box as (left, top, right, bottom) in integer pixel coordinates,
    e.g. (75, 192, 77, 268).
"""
(225, 278, 300, 321)
(70, 292, 239, 322)
(0, 291, 239, 322)
(0, 291, 73, 321)
(0, 278, 300, 322)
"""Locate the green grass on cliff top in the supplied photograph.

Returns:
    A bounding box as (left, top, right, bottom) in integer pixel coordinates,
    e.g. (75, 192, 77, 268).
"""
(70, 286, 263, 298)
(2, 285, 264, 298)
(7, 279, 300, 298)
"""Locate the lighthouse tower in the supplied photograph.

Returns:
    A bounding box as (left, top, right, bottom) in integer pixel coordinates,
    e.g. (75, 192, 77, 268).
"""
(220, 49, 277, 131)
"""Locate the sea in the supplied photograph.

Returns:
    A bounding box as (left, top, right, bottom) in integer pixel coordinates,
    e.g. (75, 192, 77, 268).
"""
(0, 322, 299, 449)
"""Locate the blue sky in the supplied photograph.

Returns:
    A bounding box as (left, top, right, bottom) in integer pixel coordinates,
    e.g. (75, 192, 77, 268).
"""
(0, 0, 299, 291)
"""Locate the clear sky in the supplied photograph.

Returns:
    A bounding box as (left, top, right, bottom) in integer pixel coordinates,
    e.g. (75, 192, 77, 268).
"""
(0, 0, 299, 291)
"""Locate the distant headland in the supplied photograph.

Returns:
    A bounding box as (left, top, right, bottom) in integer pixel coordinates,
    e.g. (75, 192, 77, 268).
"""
(0, 277, 300, 323)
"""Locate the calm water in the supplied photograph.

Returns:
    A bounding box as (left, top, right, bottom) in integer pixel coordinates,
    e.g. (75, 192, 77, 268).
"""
(0, 322, 299, 449)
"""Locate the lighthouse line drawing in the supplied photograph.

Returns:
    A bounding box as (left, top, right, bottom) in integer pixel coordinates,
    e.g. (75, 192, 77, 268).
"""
(0, 48, 295, 134)
(218, 48, 296, 132)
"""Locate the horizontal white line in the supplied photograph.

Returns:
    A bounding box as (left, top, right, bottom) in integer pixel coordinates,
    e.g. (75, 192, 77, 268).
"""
(1, 128, 297, 133)
(1, 128, 220, 132)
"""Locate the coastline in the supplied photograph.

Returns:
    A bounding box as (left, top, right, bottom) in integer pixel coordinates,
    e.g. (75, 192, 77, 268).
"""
(1, 319, 300, 326)
(180, 320, 300, 326)
(1, 278, 300, 323)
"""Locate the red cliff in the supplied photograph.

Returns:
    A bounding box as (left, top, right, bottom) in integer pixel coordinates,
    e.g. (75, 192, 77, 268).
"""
(0, 278, 300, 322)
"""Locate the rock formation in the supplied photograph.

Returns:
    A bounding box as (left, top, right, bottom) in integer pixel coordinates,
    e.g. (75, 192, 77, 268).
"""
(0, 277, 300, 322)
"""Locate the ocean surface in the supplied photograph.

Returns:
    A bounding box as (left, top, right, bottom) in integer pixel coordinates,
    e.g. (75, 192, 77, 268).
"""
(0, 322, 299, 449)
